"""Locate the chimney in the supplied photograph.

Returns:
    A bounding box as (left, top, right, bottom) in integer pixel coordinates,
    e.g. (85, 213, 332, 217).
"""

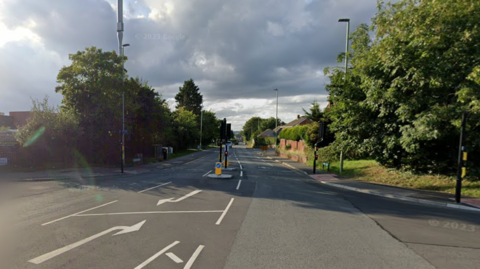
(297, 115, 300, 119)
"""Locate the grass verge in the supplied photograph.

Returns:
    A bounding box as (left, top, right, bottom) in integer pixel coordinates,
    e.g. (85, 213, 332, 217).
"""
(315, 159, 480, 198)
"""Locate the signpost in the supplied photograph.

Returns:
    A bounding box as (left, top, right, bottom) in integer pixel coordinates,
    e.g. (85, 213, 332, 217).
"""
(215, 162, 222, 175)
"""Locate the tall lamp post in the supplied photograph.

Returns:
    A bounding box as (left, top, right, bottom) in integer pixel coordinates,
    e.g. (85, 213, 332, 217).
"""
(338, 17, 350, 173)
(200, 103, 203, 149)
(274, 89, 278, 147)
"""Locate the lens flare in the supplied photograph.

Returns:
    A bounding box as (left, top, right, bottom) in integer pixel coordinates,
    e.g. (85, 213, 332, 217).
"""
(23, 126, 46, 147)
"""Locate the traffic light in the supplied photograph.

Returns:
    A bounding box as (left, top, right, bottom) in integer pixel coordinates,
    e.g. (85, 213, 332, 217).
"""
(220, 119, 226, 139)
(319, 121, 326, 141)
(227, 124, 231, 139)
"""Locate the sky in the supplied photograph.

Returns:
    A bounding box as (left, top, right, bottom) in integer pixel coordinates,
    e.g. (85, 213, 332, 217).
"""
(0, 0, 379, 130)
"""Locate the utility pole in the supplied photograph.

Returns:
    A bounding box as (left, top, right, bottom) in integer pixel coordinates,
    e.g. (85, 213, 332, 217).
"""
(455, 112, 468, 203)
(338, 18, 350, 173)
(200, 107, 203, 149)
(117, 0, 124, 173)
(274, 89, 278, 148)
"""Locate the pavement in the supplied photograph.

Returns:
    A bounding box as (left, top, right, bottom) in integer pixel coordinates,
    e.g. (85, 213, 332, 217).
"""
(1, 145, 480, 269)
(263, 149, 480, 212)
(0, 149, 215, 182)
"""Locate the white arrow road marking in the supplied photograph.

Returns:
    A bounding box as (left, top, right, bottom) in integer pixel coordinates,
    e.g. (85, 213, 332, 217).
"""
(184, 245, 205, 269)
(29, 220, 146, 264)
(216, 198, 234, 225)
(157, 190, 202, 206)
(166, 252, 183, 263)
(134, 241, 180, 269)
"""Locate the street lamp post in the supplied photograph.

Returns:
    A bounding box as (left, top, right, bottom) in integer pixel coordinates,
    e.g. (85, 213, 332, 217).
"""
(274, 89, 278, 148)
(121, 44, 129, 174)
(338, 18, 350, 173)
(200, 104, 203, 149)
(117, 0, 125, 173)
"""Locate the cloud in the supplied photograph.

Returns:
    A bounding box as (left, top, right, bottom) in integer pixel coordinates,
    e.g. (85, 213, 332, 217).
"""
(0, 0, 378, 129)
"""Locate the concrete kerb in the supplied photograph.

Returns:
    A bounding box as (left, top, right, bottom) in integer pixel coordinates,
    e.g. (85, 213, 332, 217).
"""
(207, 174, 233, 179)
(266, 155, 480, 213)
(316, 180, 480, 213)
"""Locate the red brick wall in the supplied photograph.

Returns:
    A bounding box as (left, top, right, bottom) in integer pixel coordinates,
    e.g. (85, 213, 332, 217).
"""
(279, 139, 308, 164)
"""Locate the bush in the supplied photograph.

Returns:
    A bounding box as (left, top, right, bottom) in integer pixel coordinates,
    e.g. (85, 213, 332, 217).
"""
(279, 125, 308, 141)
(254, 137, 276, 146)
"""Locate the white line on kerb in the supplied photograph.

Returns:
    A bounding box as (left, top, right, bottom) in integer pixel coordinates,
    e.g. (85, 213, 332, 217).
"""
(135, 241, 180, 269)
(138, 181, 172, 193)
(240, 171, 243, 177)
(42, 200, 118, 226)
(202, 170, 212, 177)
(236, 180, 242, 190)
(216, 198, 234, 225)
(184, 245, 205, 269)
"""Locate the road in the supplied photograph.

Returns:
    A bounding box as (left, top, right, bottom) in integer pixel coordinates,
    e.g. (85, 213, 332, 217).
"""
(1, 146, 479, 269)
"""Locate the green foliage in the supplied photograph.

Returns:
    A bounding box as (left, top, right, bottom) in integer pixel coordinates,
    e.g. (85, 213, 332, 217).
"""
(0, 126, 11, 131)
(325, 0, 480, 175)
(242, 116, 283, 140)
(175, 79, 203, 116)
(55, 47, 124, 163)
(15, 96, 82, 167)
(201, 110, 219, 146)
(305, 122, 320, 147)
(278, 125, 308, 141)
(302, 101, 323, 122)
(172, 107, 199, 150)
(254, 137, 276, 146)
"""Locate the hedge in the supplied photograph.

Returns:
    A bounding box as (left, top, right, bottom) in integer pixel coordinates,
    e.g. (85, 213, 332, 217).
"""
(278, 125, 309, 141)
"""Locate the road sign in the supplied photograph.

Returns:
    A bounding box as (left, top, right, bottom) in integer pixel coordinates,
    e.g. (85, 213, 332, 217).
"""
(215, 162, 222, 175)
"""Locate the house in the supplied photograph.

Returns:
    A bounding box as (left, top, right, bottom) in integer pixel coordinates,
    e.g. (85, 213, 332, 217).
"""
(257, 129, 275, 137)
(274, 115, 312, 135)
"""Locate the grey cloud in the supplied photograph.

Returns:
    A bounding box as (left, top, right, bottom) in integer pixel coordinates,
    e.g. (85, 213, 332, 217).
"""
(0, 0, 378, 127)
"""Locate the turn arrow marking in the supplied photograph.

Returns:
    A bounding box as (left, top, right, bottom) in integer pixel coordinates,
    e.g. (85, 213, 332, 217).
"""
(28, 220, 147, 264)
(157, 190, 202, 206)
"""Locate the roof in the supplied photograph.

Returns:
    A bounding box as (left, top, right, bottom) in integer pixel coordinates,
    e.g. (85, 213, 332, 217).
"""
(257, 129, 276, 137)
(285, 116, 311, 127)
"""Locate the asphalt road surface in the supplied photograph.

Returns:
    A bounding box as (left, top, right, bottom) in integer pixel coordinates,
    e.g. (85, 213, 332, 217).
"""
(1, 146, 479, 269)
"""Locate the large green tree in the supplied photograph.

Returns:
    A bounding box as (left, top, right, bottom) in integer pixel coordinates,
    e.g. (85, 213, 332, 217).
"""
(325, 0, 480, 174)
(55, 47, 124, 164)
(172, 107, 199, 150)
(200, 110, 219, 146)
(175, 79, 203, 116)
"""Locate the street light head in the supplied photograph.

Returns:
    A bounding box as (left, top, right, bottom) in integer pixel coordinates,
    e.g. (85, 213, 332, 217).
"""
(122, 43, 130, 47)
(274, 88, 278, 91)
(338, 18, 350, 22)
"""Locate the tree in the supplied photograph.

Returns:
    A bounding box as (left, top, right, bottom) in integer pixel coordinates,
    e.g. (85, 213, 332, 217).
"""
(126, 77, 171, 159)
(200, 110, 219, 146)
(242, 117, 263, 140)
(302, 101, 323, 122)
(175, 79, 203, 116)
(55, 47, 124, 164)
(325, 0, 480, 174)
(15, 96, 82, 167)
(172, 107, 199, 150)
(259, 117, 283, 132)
